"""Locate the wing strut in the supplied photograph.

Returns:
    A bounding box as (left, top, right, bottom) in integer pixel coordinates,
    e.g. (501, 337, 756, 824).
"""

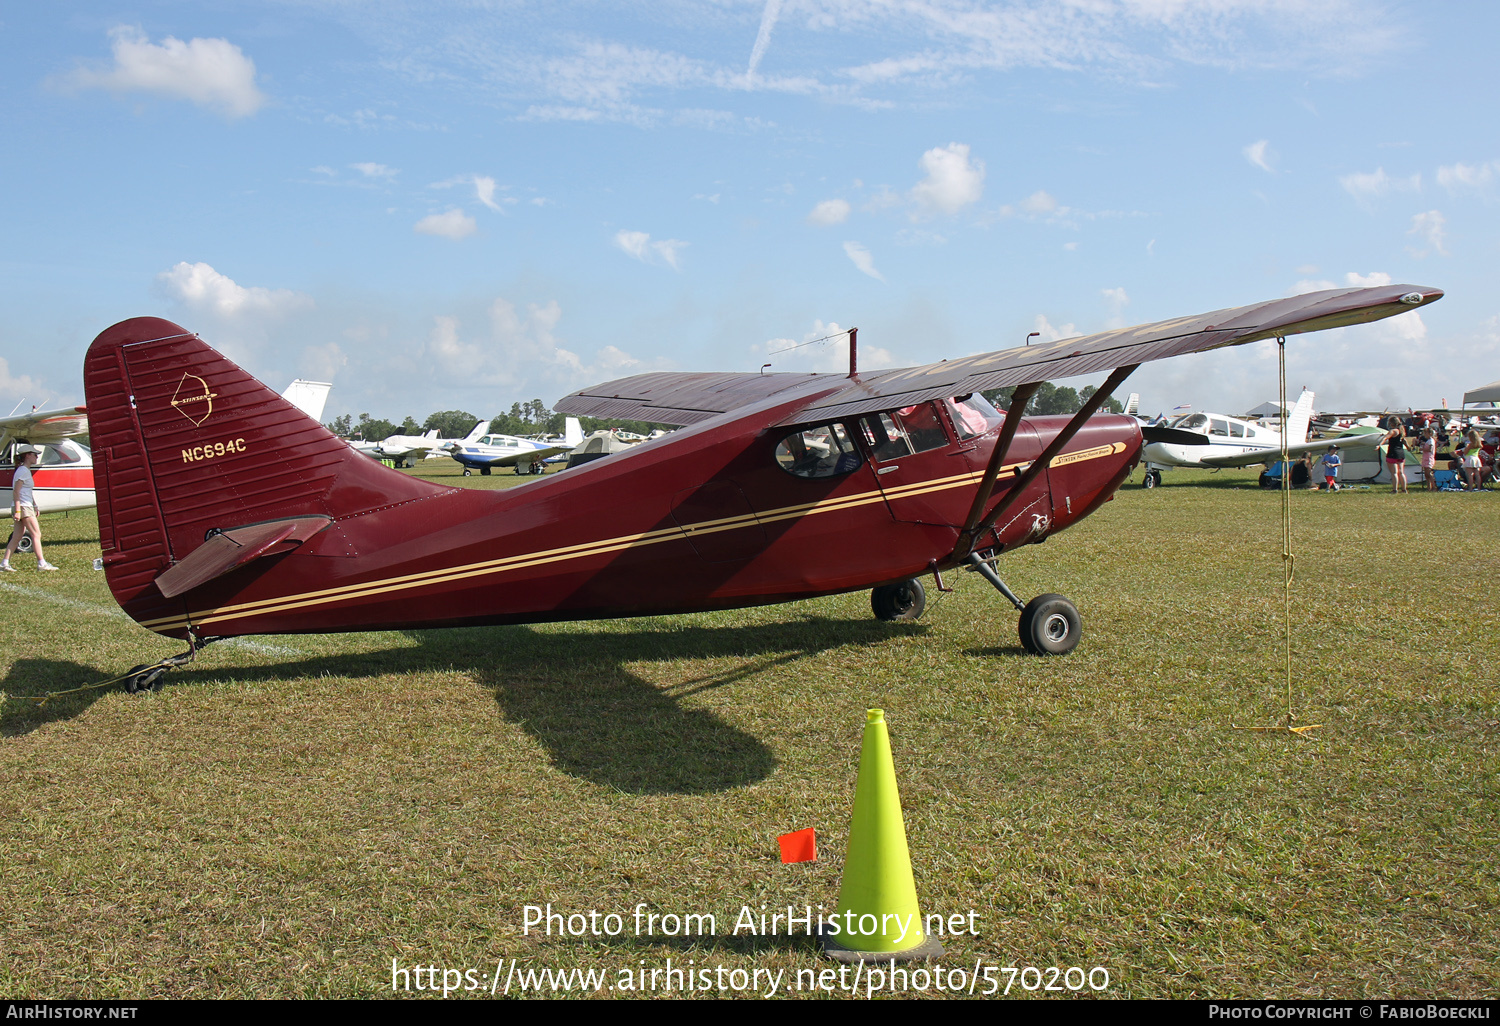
(951, 364, 1139, 564)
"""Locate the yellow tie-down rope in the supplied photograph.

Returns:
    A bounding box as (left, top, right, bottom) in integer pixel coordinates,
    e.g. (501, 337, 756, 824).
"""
(1235, 336, 1320, 737)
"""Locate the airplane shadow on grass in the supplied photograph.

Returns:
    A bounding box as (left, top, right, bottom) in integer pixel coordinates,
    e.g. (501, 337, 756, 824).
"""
(2, 617, 925, 795)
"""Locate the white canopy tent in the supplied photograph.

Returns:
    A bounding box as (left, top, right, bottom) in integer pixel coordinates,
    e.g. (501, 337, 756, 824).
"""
(1463, 379, 1500, 406)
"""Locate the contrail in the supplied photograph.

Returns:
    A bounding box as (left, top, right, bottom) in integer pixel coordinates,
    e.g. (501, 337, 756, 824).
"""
(748, 0, 783, 78)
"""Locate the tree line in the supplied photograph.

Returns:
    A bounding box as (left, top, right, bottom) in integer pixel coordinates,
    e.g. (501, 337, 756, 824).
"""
(327, 381, 1125, 441)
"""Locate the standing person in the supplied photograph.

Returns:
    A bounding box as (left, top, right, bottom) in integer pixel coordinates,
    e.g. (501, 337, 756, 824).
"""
(1420, 427, 1438, 491)
(1382, 419, 1409, 494)
(3, 445, 59, 571)
(1460, 429, 1485, 491)
(1316, 445, 1342, 491)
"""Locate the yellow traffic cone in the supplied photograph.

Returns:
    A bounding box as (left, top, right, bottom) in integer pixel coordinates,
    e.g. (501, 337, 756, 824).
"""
(821, 709, 944, 963)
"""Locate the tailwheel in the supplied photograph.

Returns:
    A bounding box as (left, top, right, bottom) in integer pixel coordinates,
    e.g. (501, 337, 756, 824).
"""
(1018, 594, 1081, 656)
(123, 664, 167, 694)
(871, 579, 926, 622)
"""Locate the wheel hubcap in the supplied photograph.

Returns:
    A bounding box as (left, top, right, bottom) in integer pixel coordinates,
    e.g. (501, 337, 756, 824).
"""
(1043, 613, 1070, 642)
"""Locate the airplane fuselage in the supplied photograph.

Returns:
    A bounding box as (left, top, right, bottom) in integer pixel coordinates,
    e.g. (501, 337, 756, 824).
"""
(83, 320, 1142, 641)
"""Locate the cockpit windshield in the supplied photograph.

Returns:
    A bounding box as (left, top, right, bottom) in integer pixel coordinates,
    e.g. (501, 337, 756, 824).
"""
(1170, 412, 1209, 431)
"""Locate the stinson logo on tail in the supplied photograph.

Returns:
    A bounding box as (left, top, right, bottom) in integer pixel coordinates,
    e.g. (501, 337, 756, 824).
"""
(170, 373, 218, 426)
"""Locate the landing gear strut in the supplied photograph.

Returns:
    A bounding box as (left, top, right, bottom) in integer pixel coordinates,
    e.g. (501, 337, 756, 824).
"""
(964, 552, 1082, 656)
(1142, 469, 1162, 489)
(121, 636, 217, 694)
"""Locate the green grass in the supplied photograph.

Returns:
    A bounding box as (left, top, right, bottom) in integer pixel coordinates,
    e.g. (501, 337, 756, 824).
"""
(1, 469, 1496, 999)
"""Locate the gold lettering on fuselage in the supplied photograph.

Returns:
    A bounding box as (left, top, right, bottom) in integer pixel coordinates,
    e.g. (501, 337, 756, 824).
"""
(180, 438, 248, 463)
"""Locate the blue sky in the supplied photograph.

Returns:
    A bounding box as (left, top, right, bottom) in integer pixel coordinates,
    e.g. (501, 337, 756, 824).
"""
(2, 1, 1495, 424)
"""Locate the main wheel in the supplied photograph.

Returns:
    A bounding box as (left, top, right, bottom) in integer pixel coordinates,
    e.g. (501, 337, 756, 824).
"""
(480, 467, 491, 476)
(462, 468, 472, 477)
(1018, 594, 1081, 656)
(8, 530, 32, 553)
(871, 579, 926, 621)
(1143, 470, 1159, 489)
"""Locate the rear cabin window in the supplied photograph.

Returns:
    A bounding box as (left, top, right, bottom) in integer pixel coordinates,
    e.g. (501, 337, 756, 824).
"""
(947, 394, 1002, 439)
(774, 423, 863, 478)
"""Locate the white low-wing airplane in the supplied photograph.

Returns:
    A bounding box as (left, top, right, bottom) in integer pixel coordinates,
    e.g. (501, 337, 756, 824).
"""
(352, 420, 492, 468)
(447, 417, 584, 476)
(1137, 389, 1385, 487)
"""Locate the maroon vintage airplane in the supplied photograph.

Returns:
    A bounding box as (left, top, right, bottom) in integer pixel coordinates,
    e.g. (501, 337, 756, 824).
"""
(82, 284, 1439, 692)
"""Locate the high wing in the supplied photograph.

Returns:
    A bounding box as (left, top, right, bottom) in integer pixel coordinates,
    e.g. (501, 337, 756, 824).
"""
(0, 406, 89, 447)
(554, 284, 1442, 428)
(554, 371, 827, 426)
(1198, 431, 1387, 469)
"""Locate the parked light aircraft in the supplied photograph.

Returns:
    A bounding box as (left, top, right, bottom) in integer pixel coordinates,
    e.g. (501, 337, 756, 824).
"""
(447, 418, 583, 476)
(352, 420, 491, 468)
(76, 284, 1439, 692)
(1137, 388, 1381, 487)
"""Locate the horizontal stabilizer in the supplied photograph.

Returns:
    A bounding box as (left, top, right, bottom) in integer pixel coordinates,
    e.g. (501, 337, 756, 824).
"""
(154, 516, 332, 599)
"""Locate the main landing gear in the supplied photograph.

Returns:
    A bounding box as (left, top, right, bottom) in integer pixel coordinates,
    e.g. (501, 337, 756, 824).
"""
(866, 556, 1082, 656)
(871, 579, 926, 621)
(1142, 469, 1162, 489)
(963, 552, 1081, 656)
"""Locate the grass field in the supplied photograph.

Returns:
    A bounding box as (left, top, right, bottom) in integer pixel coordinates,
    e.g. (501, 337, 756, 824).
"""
(2, 465, 1496, 999)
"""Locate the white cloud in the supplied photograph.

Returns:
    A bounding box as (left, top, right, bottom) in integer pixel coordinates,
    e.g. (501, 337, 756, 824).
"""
(0, 357, 39, 404)
(1102, 287, 1129, 328)
(156, 262, 312, 318)
(1338, 167, 1421, 204)
(613, 230, 687, 269)
(351, 162, 397, 179)
(473, 175, 503, 212)
(414, 209, 477, 240)
(1031, 314, 1078, 343)
(807, 198, 851, 225)
(842, 241, 885, 281)
(1345, 271, 1392, 287)
(1020, 190, 1057, 215)
(422, 299, 642, 391)
(753, 320, 896, 374)
(1407, 210, 1447, 258)
(60, 26, 265, 119)
(1436, 161, 1496, 195)
(1244, 139, 1274, 173)
(910, 143, 985, 218)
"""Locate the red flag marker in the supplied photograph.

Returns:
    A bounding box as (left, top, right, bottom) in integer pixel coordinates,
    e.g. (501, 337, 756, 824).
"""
(778, 828, 817, 863)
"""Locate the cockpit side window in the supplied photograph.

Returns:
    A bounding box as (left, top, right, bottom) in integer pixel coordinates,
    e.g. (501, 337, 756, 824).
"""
(1230, 420, 1247, 438)
(774, 423, 863, 478)
(1209, 417, 1230, 437)
(1172, 412, 1209, 431)
(893, 403, 950, 453)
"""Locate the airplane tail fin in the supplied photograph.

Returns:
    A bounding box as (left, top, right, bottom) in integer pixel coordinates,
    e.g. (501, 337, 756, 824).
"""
(564, 416, 583, 446)
(83, 317, 449, 635)
(464, 420, 490, 443)
(281, 379, 332, 423)
(1124, 392, 1139, 416)
(1287, 389, 1316, 442)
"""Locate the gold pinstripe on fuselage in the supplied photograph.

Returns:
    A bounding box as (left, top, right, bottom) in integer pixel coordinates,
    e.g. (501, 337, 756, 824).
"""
(139, 443, 1125, 633)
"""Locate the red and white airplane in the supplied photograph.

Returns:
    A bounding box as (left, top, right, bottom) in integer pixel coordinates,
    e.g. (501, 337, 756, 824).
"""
(77, 284, 1440, 692)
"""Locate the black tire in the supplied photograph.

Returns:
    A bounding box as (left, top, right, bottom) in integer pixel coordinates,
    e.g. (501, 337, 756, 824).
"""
(1018, 594, 1081, 656)
(123, 664, 163, 694)
(1143, 470, 1159, 489)
(480, 467, 491, 476)
(462, 468, 472, 477)
(871, 579, 926, 621)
